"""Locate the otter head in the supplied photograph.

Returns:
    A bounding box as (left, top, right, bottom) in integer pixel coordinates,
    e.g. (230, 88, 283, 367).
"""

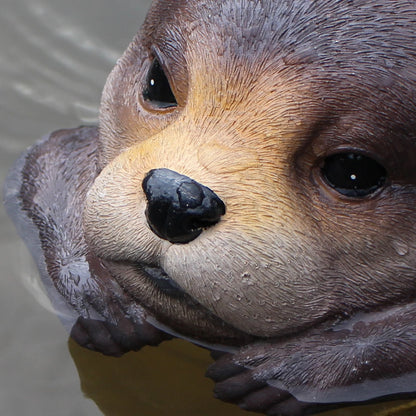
(83, 0, 416, 341)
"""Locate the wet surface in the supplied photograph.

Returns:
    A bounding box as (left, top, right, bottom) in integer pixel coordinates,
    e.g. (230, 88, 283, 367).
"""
(1, 1, 416, 415)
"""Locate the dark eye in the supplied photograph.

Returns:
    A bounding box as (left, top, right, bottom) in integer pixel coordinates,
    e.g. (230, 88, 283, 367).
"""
(143, 58, 177, 109)
(321, 153, 387, 197)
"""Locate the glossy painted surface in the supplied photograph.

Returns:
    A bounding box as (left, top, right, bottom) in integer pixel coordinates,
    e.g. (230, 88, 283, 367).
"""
(1, 1, 415, 415)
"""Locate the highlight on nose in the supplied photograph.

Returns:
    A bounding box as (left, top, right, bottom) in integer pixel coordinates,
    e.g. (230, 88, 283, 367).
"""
(142, 168, 226, 244)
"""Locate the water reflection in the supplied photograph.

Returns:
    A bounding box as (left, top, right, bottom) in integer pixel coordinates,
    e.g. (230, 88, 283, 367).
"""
(69, 336, 416, 416)
(69, 338, 250, 416)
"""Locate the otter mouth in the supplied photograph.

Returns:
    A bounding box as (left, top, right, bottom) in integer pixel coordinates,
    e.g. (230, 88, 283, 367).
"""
(140, 264, 188, 298)
(133, 262, 253, 347)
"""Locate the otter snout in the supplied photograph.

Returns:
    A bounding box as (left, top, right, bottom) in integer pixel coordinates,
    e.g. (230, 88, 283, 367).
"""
(142, 168, 226, 244)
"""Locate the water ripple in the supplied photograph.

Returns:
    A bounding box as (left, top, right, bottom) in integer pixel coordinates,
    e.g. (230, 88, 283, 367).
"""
(0, 0, 127, 125)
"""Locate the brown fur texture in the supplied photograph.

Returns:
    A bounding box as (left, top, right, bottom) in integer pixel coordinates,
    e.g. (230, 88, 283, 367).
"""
(6, 1, 416, 414)
(85, 0, 416, 338)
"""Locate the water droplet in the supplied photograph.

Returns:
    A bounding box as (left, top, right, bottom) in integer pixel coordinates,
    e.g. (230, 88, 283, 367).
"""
(393, 240, 409, 256)
(241, 271, 255, 286)
(213, 293, 221, 302)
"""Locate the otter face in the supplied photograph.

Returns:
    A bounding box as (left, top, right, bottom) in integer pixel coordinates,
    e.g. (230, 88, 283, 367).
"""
(83, 1, 416, 339)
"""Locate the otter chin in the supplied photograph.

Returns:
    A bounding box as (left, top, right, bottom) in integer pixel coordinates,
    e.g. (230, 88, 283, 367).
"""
(5, 0, 416, 414)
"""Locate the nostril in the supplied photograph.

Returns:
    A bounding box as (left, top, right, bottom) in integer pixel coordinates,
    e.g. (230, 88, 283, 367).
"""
(178, 181, 225, 230)
(177, 181, 204, 209)
(142, 168, 226, 244)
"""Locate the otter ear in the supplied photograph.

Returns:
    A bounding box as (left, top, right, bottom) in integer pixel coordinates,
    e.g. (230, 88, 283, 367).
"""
(207, 303, 416, 415)
(4, 126, 169, 356)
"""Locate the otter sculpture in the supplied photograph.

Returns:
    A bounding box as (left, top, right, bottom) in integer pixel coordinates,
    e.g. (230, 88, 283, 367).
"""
(5, 1, 416, 415)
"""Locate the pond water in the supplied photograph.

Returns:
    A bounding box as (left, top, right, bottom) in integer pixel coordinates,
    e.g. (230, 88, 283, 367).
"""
(0, 1, 415, 415)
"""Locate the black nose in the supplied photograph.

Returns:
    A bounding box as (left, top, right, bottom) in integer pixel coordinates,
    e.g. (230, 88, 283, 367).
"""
(142, 168, 226, 244)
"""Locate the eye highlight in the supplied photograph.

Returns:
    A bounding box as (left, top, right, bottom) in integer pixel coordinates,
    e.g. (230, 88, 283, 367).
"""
(143, 58, 177, 109)
(321, 153, 387, 197)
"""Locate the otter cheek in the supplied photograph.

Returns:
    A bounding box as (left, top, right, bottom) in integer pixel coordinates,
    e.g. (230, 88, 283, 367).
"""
(160, 236, 282, 337)
(161, 254, 278, 336)
(83, 153, 165, 264)
(161, 223, 335, 338)
(197, 142, 260, 174)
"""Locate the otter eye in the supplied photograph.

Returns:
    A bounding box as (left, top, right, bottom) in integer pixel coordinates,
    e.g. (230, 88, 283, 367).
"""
(143, 58, 177, 108)
(321, 153, 387, 197)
